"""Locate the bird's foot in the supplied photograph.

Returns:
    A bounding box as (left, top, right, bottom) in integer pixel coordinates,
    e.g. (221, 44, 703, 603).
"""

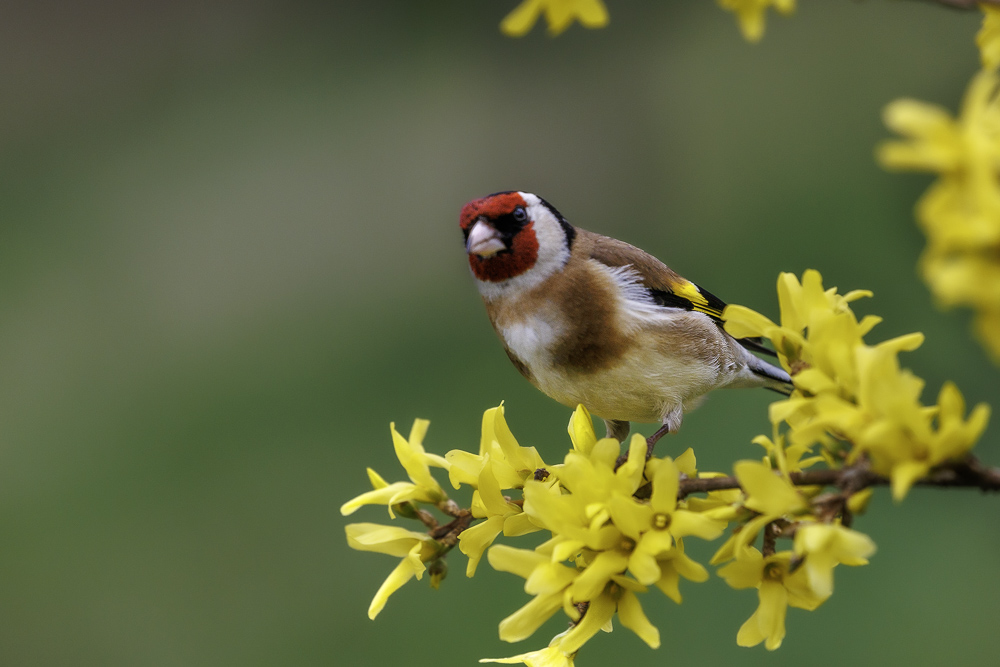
(614, 423, 671, 470)
(604, 419, 630, 443)
(645, 424, 671, 460)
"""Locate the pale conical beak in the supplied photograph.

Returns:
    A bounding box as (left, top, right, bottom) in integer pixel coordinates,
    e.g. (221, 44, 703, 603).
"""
(466, 220, 506, 258)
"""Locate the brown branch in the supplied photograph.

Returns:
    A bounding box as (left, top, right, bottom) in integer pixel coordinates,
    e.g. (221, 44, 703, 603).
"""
(414, 507, 439, 530)
(439, 499, 465, 518)
(762, 521, 780, 557)
(922, 0, 1000, 8)
(676, 455, 1000, 499)
(405, 456, 999, 563)
(429, 509, 473, 548)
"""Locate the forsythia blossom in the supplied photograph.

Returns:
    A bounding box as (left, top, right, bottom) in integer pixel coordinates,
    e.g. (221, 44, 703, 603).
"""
(878, 69, 1000, 362)
(793, 523, 876, 599)
(343, 402, 879, 662)
(709, 458, 810, 568)
(501, 0, 609, 37)
(344, 523, 442, 619)
(344, 381, 986, 661)
(498, 0, 798, 42)
(340, 420, 450, 517)
(718, 547, 824, 650)
(716, 516, 873, 650)
(978, 4, 1000, 70)
(341, 420, 453, 616)
(725, 270, 990, 500)
(451, 405, 547, 575)
(481, 409, 719, 662)
(717, 0, 796, 43)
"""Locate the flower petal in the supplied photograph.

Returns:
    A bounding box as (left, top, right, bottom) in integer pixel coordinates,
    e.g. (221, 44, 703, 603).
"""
(617, 590, 661, 648)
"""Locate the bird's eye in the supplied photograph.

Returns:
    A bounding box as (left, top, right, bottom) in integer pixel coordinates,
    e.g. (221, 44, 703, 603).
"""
(512, 206, 527, 223)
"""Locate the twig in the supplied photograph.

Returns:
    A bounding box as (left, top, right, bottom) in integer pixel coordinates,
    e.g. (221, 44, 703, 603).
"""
(762, 521, 780, 557)
(429, 509, 473, 548)
(414, 508, 439, 530)
(676, 455, 1000, 499)
(405, 455, 999, 562)
(923, 0, 1000, 8)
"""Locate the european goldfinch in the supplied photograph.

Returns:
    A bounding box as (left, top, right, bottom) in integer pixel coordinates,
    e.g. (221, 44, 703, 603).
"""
(460, 191, 792, 454)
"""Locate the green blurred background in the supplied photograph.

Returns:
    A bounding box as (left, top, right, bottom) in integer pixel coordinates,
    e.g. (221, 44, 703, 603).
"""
(0, 1, 997, 665)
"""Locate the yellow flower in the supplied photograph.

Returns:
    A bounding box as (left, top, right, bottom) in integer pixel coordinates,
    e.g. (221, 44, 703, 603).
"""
(978, 4, 1000, 70)
(447, 404, 548, 491)
(709, 459, 811, 567)
(716, 0, 796, 43)
(724, 269, 877, 377)
(718, 547, 827, 650)
(442, 405, 548, 575)
(734, 459, 808, 517)
(517, 435, 648, 602)
(567, 404, 599, 455)
(522, 418, 648, 554)
(557, 590, 619, 652)
(487, 545, 579, 643)
(727, 269, 991, 501)
(975, 307, 1000, 361)
(650, 538, 710, 604)
(501, 0, 609, 37)
(917, 177, 1000, 254)
(482, 407, 731, 658)
(879, 71, 1000, 176)
(793, 523, 875, 598)
(480, 642, 574, 667)
(487, 544, 660, 653)
(340, 420, 449, 517)
(879, 70, 1000, 360)
(853, 353, 991, 500)
(608, 457, 727, 586)
(344, 523, 441, 619)
(751, 431, 824, 477)
(459, 455, 540, 576)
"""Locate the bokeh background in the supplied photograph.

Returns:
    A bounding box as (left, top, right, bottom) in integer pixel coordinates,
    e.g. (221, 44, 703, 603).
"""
(0, 1, 997, 665)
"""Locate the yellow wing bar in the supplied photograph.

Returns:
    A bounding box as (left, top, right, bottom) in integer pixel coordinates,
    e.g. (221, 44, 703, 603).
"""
(672, 280, 724, 320)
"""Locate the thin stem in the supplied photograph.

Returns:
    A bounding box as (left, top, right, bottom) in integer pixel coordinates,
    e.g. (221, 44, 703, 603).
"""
(676, 455, 1000, 499)
(762, 521, 779, 557)
(429, 509, 473, 548)
(922, 0, 1000, 8)
(414, 508, 439, 530)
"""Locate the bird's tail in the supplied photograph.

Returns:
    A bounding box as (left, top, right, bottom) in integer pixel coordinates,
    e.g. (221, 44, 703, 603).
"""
(747, 354, 794, 396)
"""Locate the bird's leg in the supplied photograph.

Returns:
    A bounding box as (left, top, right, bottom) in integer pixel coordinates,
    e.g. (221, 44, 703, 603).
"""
(604, 419, 630, 443)
(613, 421, 669, 471)
(645, 424, 671, 460)
(608, 420, 634, 471)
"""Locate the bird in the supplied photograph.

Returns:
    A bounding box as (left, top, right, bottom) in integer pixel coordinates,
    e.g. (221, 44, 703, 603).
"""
(460, 190, 792, 457)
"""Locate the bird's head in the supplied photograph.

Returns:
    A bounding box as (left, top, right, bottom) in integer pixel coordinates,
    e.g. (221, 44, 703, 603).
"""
(460, 191, 575, 291)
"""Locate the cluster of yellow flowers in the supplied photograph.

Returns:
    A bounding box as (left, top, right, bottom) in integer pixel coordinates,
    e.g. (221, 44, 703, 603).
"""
(876, 8, 1000, 362)
(342, 402, 877, 664)
(342, 269, 990, 665)
(712, 464, 875, 651)
(500, 0, 609, 37)
(725, 270, 990, 500)
(499, 0, 794, 40)
(717, 0, 795, 42)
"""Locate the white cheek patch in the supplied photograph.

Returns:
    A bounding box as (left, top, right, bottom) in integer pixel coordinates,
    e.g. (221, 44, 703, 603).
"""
(522, 193, 571, 277)
(473, 192, 571, 302)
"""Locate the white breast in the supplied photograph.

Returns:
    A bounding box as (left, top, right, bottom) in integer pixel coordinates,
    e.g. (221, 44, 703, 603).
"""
(501, 314, 564, 372)
(502, 305, 732, 427)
